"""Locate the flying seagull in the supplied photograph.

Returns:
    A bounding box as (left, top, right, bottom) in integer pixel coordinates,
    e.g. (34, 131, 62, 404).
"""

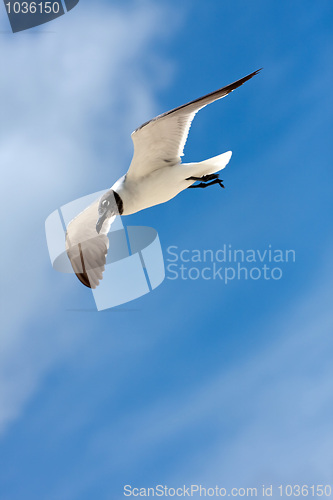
(66, 69, 261, 289)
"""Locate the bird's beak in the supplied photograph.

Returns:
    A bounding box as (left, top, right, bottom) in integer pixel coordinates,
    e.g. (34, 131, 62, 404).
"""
(96, 212, 107, 234)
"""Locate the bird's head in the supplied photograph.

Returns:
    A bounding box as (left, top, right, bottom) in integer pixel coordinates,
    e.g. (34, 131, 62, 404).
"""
(96, 190, 123, 234)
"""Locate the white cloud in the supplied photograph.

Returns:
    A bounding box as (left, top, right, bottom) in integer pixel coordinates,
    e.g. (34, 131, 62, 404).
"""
(0, 0, 176, 435)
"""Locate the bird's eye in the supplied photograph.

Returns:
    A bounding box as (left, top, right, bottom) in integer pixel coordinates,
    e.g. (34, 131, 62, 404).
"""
(101, 199, 109, 208)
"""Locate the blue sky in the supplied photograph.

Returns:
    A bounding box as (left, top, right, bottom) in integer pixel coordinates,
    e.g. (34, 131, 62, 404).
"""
(0, 1, 332, 499)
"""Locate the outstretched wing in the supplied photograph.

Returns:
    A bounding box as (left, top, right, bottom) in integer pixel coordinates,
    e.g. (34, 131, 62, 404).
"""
(126, 69, 261, 180)
(65, 198, 110, 289)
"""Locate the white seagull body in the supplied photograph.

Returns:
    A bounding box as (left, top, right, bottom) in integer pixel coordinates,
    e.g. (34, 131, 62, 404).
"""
(65, 69, 261, 288)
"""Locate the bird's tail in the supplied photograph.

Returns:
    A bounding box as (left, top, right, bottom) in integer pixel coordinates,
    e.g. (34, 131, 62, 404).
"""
(200, 150, 232, 173)
(187, 151, 232, 176)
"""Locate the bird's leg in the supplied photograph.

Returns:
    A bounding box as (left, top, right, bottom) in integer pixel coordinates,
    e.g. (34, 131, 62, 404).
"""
(188, 182, 209, 189)
(186, 173, 219, 182)
(187, 177, 225, 189)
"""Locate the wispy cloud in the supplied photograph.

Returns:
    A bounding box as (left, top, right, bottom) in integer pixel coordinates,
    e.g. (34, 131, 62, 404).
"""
(0, 0, 177, 435)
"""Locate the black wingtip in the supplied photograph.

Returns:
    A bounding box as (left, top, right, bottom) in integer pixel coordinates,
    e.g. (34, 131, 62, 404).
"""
(75, 272, 92, 288)
(224, 68, 263, 94)
(133, 68, 263, 134)
(253, 68, 263, 76)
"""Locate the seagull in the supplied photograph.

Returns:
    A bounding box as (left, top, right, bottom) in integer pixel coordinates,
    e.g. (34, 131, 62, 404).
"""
(66, 69, 261, 289)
